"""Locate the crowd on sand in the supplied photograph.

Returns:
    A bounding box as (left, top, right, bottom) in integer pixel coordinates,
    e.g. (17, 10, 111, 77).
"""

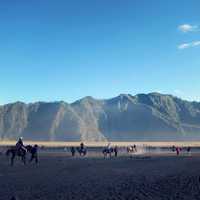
(2, 137, 193, 161)
(171, 145, 191, 155)
(68, 142, 192, 157)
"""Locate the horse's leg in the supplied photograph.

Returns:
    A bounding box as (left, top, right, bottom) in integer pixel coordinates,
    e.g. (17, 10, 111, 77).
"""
(35, 155, 38, 164)
(23, 154, 26, 165)
(21, 152, 26, 165)
(11, 153, 15, 166)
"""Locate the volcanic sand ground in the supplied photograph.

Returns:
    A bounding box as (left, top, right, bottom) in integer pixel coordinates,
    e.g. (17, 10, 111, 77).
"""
(1, 151, 200, 200)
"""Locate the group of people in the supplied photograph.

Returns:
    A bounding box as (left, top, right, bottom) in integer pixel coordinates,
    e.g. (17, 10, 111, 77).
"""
(12, 139, 193, 163)
(69, 143, 133, 158)
(70, 143, 119, 157)
(70, 142, 87, 156)
(14, 137, 38, 163)
(172, 145, 191, 155)
(106, 143, 119, 157)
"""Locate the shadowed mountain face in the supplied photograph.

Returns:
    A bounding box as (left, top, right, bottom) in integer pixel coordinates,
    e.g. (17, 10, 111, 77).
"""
(0, 93, 200, 141)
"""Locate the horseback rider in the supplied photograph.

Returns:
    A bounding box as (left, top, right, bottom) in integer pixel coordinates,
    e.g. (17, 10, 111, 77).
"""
(80, 142, 84, 150)
(78, 142, 87, 156)
(15, 137, 26, 154)
(16, 137, 23, 149)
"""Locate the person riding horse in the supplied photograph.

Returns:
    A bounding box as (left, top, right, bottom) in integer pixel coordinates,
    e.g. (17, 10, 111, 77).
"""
(15, 137, 27, 156)
(6, 137, 27, 166)
(102, 143, 114, 158)
(6, 138, 39, 166)
(77, 142, 87, 156)
(80, 142, 84, 150)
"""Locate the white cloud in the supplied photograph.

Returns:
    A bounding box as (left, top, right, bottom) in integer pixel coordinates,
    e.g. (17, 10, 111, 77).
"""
(178, 40, 200, 49)
(174, 89, 184, 96)
(193, 41, 200, 46)
(178, 43, 190, 49)
(178, 24, 199, 33)
(172, 90, 200, 101)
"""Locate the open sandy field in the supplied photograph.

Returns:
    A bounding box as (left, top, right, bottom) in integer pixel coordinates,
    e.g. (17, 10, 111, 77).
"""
(1, 140, 200, 147)
(1, 148, 200, 200)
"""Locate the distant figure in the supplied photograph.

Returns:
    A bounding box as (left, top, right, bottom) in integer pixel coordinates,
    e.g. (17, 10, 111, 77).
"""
(15, 137, 25, 153)
(29, 144, 38, 164)
(102, 146, 114, 158)
(187, 146, 191, 155)
(70, 146, 76, 156)
(127, 145, 137, 156)
(176, 147, 180, 155)
(172, 145, 176, 152)
(114, 146, 118, 157)
(77, 143, 87, 156)
(80, 142, 84, 150)
(133, 144, 137, 153)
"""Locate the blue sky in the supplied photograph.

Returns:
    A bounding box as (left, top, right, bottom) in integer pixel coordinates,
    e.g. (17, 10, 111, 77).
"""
(0, 0, 200, 104)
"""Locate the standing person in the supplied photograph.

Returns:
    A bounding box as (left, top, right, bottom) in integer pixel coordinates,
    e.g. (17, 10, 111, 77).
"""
(29, 145, 38, 164)
(114, 146, 118, 157)
(133, 144, 137, 153)
(70, 146, 76, 156)
(172, 145, 176, 152)
(176, 147, 180, 156)
(187, 146, 191, 155)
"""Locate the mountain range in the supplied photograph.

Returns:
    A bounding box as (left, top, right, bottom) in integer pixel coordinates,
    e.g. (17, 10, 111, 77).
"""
(0, 93, 200, 141)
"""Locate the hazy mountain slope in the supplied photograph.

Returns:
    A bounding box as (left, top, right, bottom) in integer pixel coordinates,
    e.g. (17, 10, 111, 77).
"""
(0, 93, 200, 141)
(71, 97, 107, 141)
(0, 102, 28, 139)
(23, 102, 86, 141)
(99, 94, 179, 140)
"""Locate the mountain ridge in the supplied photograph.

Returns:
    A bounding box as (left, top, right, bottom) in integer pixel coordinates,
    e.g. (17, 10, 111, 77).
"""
(0, 93, 200, 141)
(1, 92, 199, 107)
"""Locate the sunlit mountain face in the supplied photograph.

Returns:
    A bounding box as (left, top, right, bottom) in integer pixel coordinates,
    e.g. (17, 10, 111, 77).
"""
(0, 93, 200, 141)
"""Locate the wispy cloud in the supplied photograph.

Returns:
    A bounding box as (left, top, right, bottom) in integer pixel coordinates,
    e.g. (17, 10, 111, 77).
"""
(178, 40, 200, 49)
(174, 89, 183, 95)
(178, 24, 199, 33)
(173, 90, 199, 101)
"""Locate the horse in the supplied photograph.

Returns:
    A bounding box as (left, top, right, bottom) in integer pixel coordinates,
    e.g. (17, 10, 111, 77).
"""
(127, 145, 137, 157)
(6, 145, 38, 166)
(6, 146, 27, 166)
(102, 147, 114, 158)
(76, 147, 87, 156)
